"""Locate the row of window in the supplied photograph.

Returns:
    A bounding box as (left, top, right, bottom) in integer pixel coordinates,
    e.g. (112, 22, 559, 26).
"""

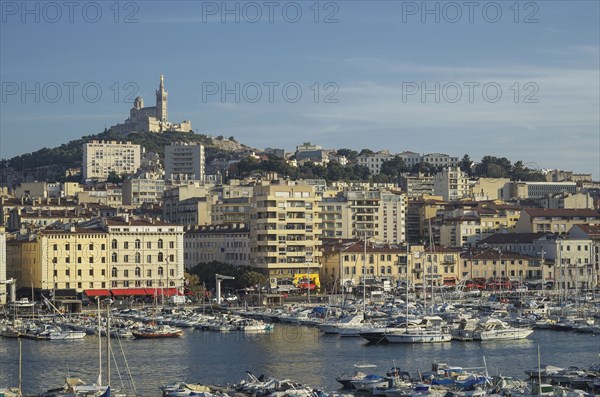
(53, 243, 106, 251)
(53, 239, 177, 251)
(53, 257, 105, 264)
(110, 267, 175, 278)
(54, 268, 105, 277)
(110, 252, 175, 263)
(111, 239, 174, 249)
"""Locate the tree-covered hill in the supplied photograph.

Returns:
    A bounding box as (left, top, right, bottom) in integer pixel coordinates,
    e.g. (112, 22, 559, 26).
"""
(0, 129, 249, 176)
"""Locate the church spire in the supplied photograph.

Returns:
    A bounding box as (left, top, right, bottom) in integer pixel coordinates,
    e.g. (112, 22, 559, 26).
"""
(156, 73, 168, 125)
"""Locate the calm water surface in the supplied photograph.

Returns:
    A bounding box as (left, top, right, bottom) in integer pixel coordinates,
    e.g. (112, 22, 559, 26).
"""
(1, 327, 599, 396)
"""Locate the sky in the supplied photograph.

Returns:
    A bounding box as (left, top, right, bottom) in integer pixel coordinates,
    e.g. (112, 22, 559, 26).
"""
(1, 0, 599, 178)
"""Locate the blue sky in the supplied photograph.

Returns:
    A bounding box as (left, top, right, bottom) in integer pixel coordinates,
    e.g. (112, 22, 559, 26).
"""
(1, 1, 599, 177)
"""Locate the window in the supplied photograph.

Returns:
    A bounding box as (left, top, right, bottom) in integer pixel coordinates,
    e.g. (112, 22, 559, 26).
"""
(111, 239, 117, 249)
(135, 239, 141, 249)
(53, 244, 58, 251)
(135, 253, 141, 263)
(124, 255, 129, 263)
(101, 244, 106, 250)
(124, 270, 129, 277)
(77, 269, 82, 277)
(158, 239, 163, 249)
(169, 241, 174, 249)
(101, 269, 105, 276)
(89, 269, 94, 276)
(124, 242, 129, 249)
(169, 255, 174, 262)
(147, 255, 152, 263)
(53, 269, 58, 277)
(158, 252, 164, 262)
(89, 243, 93, 250)
(170, 269, 175, 277)
(89, 257, 94, 263)
(77, 244, 82, 250)
(135, 267, 141, 277)
(147, 241, 152, 249)
(65, 244, 70, 250)
(112, 267, 117, 277)
(147, 269, 152, 277)
(65, 257, 70, 264)
(380, 266, 385, 274)
(158, 267, 164, 276)
(77, 257, 82, 264)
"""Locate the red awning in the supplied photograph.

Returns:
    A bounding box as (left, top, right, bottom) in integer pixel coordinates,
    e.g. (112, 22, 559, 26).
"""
(110, 288, 148, 297)
(145, 288, 181, 296)
(85, 289, 111, 297)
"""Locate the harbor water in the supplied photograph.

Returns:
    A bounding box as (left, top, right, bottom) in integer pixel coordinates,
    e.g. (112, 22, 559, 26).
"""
(0, 325, 599, 396)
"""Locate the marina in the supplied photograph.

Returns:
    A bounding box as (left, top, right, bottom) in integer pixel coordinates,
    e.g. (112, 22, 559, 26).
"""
(1, 298, 599, 397)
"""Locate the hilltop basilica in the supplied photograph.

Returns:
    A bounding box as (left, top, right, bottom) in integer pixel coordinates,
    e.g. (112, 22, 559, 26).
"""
(111, 74, 192, 134)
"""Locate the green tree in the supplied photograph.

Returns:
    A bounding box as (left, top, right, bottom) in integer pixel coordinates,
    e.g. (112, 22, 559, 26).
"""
(380, 156, 409, 180)
(459, 154, 473, 176)
(336, 148, 359, 163)
(184, 272, 205, 296)
(238, 271, 267, 288)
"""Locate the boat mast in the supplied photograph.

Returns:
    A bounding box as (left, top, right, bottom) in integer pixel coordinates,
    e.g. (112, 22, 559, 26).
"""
(106, 302, 111, 387)
(406, 242, 409, 321)
(97, 297, 102, 386)
(363, 237, 367, 320)
(18, 337, 22, 395)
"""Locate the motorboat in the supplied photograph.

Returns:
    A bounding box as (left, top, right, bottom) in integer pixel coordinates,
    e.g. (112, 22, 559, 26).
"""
(385, 316, 451, 343)
(472, 318, 533, 341)
(132, 324, 183, 339)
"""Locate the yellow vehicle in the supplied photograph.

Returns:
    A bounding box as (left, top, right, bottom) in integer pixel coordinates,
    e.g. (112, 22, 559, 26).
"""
(293, 273, 320, 291)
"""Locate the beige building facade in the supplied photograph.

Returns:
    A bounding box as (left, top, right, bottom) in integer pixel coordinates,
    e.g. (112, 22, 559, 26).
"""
(83, 140, 141, 182)
(249, 181, 321, 284)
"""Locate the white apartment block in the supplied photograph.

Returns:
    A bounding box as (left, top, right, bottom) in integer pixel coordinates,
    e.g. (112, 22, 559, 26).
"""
(400, 174, 434, 197)
(380, 191, 408, 243)
(164, 142, 205, 181)
(83, 140, 141, 182)
(249, 181, 321, 282)
(122, 178, 166, 206)
(421, 153, 459, 168)
(184, 224, 250, 268)
(513, 181, 578, 199)
(434, 167, 469, 201)
(397, 151, 421, 169)
(318, 197, 352, 239)
(347, 189, 407, 244)
(357, 150, 395, 175)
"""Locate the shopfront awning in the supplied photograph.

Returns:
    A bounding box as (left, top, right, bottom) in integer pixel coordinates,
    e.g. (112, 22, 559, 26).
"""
(85, 289, 111, 297)
(110, 288, 148, 297)
(145, 288, 181, 296)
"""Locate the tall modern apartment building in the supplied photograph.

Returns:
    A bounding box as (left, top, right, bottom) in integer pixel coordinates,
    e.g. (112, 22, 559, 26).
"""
(164, 142, 205, 181)
(82, 140, 141, 182)
(249, 181, 321, 285)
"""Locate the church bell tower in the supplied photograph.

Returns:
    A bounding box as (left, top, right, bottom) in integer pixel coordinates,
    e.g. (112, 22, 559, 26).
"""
(156, 73, 168, 125)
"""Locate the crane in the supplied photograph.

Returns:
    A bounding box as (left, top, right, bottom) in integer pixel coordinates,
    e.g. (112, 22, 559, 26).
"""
(0, 278, 17, 304)
(215, 274, 235, 304)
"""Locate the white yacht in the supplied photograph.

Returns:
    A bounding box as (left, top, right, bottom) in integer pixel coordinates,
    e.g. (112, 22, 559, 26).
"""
(472, 318, 533, 341)
(385, 316, 451, 343)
